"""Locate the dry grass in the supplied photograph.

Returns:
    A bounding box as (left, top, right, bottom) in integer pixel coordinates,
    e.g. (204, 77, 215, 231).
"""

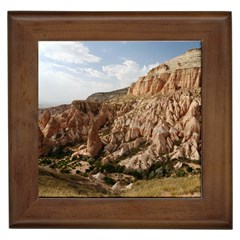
(38, 174, 112, 198)
(39, 165, 114, 197)
(121, 175, 201, 198)
(39, 167, 201, 198)
(39, 175, 82, 197)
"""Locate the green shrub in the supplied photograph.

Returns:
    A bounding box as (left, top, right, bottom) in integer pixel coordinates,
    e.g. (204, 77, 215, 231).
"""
(56, 160, 69, 168)
(123, 168, 143, 179)
(85, 157, 95, 164)
(147, 161, 172, 179)
(39, 158, 52, 165)
(100, 162, 125, 174)
(148, 170, 155, 179)
(115, 165, 125, 173)
(175, 169, 187, 177)
(186, 165, 193, 173)
(50, 164, 57, 169)
(100, 162, 116, 173)
(60, 169, 70, 174)
(103, 176, 116, 185)
(91, 160, 102, 173)
(148, 161, 161, 173)
(130, 169, 143, 180)
(48, 146, 73, 159)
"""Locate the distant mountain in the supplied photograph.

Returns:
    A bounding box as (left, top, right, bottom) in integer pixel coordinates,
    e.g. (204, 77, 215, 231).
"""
(86, 87, 128, 102)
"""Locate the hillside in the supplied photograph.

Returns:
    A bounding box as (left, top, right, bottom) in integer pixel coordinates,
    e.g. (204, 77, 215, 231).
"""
(86, 87, 128, 102)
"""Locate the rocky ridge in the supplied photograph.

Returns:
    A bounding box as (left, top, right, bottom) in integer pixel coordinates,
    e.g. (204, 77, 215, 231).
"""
(87, 87, 128, 102)
(128, 48, 201, 96)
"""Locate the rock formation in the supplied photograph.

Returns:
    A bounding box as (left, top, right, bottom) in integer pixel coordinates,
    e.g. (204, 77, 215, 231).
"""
(87, 124, 103, 157)
(38, 101, 101, 157)
(128, 48, 201, 96)
(38, 48, 201, 174)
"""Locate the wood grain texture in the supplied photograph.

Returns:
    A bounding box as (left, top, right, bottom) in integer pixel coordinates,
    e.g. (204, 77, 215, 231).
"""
(8, 11, 232, 229)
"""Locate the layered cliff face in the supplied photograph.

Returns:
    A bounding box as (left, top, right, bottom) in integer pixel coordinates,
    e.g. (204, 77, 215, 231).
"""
(128, 48, 201, 96)
(38, 48, 201, 179)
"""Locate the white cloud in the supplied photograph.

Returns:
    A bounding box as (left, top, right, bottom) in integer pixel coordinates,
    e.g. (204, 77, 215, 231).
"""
(49, 62, 80, 74)
(84, 68, 107, 79)
(38, 41, 159, 106)
(102, 59, 159, 87)
(102, 60, 139, 86)
(38, 60, 114, 106)
(39, 41, 101, 64)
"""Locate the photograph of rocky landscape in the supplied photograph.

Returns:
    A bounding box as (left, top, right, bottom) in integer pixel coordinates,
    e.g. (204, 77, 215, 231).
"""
(38, 41, 201, 197)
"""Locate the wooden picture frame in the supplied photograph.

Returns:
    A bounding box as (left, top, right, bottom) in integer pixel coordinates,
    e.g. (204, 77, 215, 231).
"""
(8, 11, 232, 229)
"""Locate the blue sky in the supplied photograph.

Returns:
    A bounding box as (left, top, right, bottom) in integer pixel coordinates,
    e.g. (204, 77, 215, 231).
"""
(39, 41, 201, 106)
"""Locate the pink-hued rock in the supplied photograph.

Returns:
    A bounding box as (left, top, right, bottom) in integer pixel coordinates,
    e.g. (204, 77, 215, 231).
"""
(86, 124, 103, 157)
(42, 117, 60, 138)
(39, 110, 51, 130)
(184, 117, 201, 141)
(128, 48, 201, 97)
(38, 126, 52, 157)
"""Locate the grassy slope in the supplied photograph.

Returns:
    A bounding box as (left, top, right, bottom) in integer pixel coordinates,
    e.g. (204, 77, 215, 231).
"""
(122, 175, 201, 197)
(39, 175, 83, 197)
(39, 171, 201, 198)
(38, 166, 112, 197)
(39, 174, 115, 197)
